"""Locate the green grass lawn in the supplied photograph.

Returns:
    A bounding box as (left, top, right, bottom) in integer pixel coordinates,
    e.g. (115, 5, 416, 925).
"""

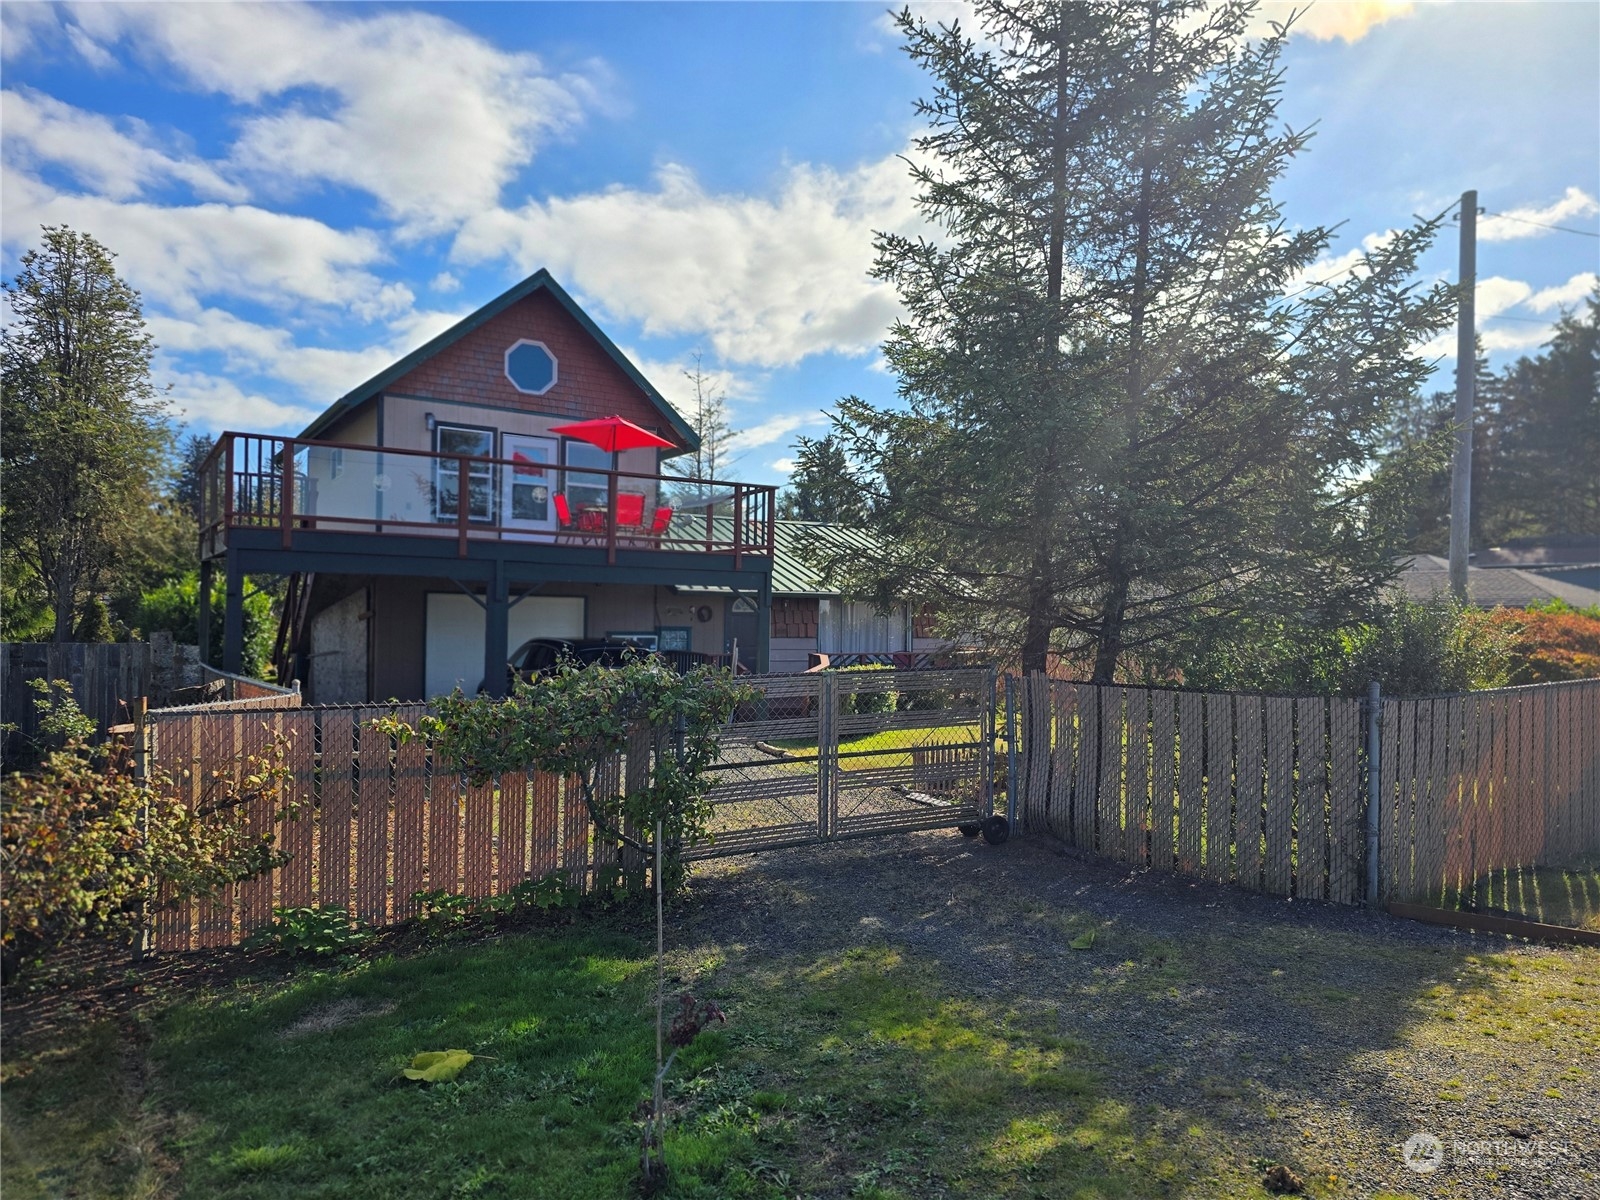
(3, 918, 1243, 1200)
(769, 724, 986, 772)
(6, 879, 1597, 1199)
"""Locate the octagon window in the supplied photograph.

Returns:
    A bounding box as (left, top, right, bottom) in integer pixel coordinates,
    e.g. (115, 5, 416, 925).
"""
(505, 339, 557, 395)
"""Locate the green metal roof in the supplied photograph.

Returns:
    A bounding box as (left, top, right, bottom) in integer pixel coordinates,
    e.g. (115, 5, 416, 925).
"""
(298, 269, 699, 454)
(673, 519, 880, 597)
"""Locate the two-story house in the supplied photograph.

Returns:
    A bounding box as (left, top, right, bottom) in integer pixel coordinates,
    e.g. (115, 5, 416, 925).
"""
(197, 270, 776, 702)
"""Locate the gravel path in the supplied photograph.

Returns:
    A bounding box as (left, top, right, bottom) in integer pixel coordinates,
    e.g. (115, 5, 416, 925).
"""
(676, 828, 1599, 1199)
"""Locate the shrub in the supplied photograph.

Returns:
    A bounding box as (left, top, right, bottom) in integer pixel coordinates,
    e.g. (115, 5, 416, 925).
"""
(1, 683, 301, 981)
(1481, 605, 1600, 684)
(243, 907, 368, 957)
(137, 571, 275, 678)
(834, 663, 896, 714)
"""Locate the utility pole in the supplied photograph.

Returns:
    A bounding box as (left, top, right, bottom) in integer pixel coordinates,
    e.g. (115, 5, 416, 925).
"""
(1448, 189, 1477, 603)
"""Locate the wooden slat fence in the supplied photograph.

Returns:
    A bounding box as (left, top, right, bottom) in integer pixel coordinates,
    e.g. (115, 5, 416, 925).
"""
(1379, 679, 1600, 906)
(1015, 680, 1368, 903)
(145, 703, 608, 950)
(1015, 676, 1600, 908)
(1, 642, 151, 760)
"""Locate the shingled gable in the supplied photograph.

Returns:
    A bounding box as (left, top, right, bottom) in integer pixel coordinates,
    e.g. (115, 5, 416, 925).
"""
(297, 269, 700, 454)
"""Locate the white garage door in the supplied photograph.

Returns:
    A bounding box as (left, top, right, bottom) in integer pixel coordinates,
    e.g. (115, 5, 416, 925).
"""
(424, 594, 585, 699)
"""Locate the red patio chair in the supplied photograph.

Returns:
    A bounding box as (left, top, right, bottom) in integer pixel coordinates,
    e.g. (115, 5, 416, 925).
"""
(616, 491, 646, 528)
(554, 494, 584, 543)
(647, 506, 673, 543)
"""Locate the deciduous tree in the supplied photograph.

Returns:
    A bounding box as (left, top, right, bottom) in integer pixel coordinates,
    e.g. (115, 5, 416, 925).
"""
(2, 227, 168, 641)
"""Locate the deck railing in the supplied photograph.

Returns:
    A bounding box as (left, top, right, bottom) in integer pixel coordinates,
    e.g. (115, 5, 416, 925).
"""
(199, 433, 777, 565)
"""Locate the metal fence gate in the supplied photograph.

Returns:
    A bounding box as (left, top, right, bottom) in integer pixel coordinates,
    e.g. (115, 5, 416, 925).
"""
(692, 666, 996, 858)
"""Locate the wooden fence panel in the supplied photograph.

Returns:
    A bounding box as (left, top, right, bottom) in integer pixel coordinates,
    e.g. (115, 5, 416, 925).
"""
(1263, 698, 1295, 896)
(1, 642, 152, 760)
(390, 725, 427, 920)
(1150, 692, 1177, 871)
(355, 714, 392, 924)
(1176, 693, 1205, 875)
(499, 773, 529, 892)
(430, 771, 463, 895)
(1327, 699, 1360, 904)
(1042, 682, 1071, 840)
(194, 714, 241, 949)
(1032, 676, 1058, 836)
(1073, 686, 1099, 848)
(1297, 699, 1329, 901)
(1204, 693, 1233, 883)
(1097, 689, 1123, 857)
(319, 710, 356, 912)
(1234, 697, 1265, 891)
(277, 710, 318, 909)
(236, 710, 279, 936)
(462, 776, 497, 898)
(530, 773, 562, 879)
(1124, 690, 1150, 866)
(563, 774, 591, 890)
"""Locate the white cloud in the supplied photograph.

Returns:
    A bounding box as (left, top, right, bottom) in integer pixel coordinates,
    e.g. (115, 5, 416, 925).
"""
(770, 456, 797, 475)
(2, 88, 247, 202)
(1475, 276, 1532, 320)
(161, 371, 322, 434)
(63, 2, 601, 233)
(725, 412, 819, 456)
(431, 272, 462, 294)
(1252, 1, 1415, 44)
(1, 164, 404, 317)
(1479, 187, 1600, 242)
(454, 156, 918, 368)
(1419, 321, 1554, 361)
(1526, 272, 1598, 313)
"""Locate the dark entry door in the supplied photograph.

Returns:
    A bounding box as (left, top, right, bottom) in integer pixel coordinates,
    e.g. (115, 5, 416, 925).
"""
(726, 595, 759, 672)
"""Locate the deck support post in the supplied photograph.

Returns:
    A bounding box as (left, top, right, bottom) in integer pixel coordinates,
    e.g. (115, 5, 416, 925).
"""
(483, 562, 510, 698)
(222, 552, 245, 676)
(754, 575, 772, 675)
(198, 559, 215, 667)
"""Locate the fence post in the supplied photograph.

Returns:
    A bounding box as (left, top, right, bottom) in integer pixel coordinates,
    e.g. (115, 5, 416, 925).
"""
(1365, 680, 1382, 908)
(132, 696, 153, 961)
(818, 671, 837, 840)
(1005, 674, 1019, 834)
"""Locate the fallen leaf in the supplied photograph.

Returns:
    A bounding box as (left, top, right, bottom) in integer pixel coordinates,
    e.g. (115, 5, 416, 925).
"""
(1070, 931, 1096, 951)
(402, 1049, 476, 1083)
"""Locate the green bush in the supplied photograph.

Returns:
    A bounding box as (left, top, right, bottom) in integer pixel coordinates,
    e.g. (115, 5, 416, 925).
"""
(834, 663, 896, 714)
(1, 683, 300, 981)
(1173, 594, 1514, 697)
(137, 571, 275, 678)
(242, 907, 368, 957)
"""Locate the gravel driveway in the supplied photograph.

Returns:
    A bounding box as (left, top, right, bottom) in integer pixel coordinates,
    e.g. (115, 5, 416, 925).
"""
(675, 828, 1599, 1199)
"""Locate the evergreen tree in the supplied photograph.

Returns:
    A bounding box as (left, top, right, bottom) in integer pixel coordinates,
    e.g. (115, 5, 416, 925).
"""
(778, 434, 872, 523)
(2, 227, 168, 641)
(1389, 291, 1599, 551)
(815, 0, 1452, 678)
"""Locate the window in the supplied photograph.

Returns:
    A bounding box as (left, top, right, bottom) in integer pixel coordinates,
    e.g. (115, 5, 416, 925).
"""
(562, 440, 612, 512)
(817, 599, 911, 653)
(435, 424, 495, 522)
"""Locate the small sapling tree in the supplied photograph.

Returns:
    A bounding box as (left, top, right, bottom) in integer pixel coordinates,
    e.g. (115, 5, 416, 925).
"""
(371, 656, 747, 1191)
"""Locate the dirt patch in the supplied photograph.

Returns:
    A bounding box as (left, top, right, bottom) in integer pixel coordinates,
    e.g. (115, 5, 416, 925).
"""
(678, 828, 1600, 1200)
(278, 998, 397, 1039)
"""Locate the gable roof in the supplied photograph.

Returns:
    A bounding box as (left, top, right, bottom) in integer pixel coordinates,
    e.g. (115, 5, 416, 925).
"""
(298, 269, 699, 452)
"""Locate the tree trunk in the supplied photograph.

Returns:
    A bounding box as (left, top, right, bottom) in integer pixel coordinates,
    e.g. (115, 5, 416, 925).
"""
(1020, 550, 1054, 675)
(1091, 578, 1128, 684)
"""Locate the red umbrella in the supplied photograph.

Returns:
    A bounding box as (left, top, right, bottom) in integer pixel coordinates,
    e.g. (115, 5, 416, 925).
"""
(547, 415, 675, 453)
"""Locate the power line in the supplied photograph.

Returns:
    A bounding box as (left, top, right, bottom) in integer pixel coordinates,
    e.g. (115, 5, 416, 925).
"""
(1479, 211, 1600, 239)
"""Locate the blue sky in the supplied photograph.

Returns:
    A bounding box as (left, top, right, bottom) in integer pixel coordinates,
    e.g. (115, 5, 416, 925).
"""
(3, 1, 1596, 486)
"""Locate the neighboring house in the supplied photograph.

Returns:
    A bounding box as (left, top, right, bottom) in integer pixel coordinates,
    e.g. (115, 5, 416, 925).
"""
(1398, 554, 1600, 611)
(1472, 536, 1600, 595)
(688, 521, 955, 674)
(198, 270, 777, 703)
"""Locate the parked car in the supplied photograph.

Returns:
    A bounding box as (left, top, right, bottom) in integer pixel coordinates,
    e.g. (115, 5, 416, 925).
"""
(480, 637, 646, 692)
(479, 637, 744, 692)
